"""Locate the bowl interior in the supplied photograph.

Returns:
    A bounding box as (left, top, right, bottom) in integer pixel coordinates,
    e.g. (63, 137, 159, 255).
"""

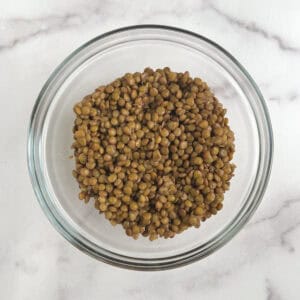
(41, 30, 260, 260)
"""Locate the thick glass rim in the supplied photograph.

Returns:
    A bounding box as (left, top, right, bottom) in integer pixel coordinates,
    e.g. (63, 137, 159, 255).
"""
(27, 25, 273, 270)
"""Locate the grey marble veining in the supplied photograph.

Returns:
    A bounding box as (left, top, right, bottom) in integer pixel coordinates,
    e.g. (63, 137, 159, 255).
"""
(0, 0, 300, 299)
(206, 2, 300, 53)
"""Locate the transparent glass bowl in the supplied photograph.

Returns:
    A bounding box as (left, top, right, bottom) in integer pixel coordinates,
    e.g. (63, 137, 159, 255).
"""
(27, 25, 273, 270)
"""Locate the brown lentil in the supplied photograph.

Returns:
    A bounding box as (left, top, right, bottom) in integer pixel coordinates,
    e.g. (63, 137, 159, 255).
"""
(72, 67, 235, 240)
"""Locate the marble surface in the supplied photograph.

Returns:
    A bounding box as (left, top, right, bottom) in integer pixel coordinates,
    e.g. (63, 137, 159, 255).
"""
(1, 0, 300, 299)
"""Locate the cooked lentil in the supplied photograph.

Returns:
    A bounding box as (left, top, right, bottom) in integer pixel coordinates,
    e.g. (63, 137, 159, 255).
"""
(72, 67, 235, 240)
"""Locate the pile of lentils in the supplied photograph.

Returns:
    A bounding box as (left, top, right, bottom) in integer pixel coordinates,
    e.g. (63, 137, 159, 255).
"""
(72, 67, 235, 241)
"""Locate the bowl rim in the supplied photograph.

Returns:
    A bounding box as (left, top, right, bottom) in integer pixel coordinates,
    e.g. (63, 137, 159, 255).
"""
(27, 24, 273, 271)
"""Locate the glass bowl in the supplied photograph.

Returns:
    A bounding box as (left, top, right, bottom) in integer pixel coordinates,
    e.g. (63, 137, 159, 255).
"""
(27, 25, 273, 270)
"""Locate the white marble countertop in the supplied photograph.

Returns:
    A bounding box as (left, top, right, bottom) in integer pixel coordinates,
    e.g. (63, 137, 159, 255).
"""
(1, 0, 300, 299)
